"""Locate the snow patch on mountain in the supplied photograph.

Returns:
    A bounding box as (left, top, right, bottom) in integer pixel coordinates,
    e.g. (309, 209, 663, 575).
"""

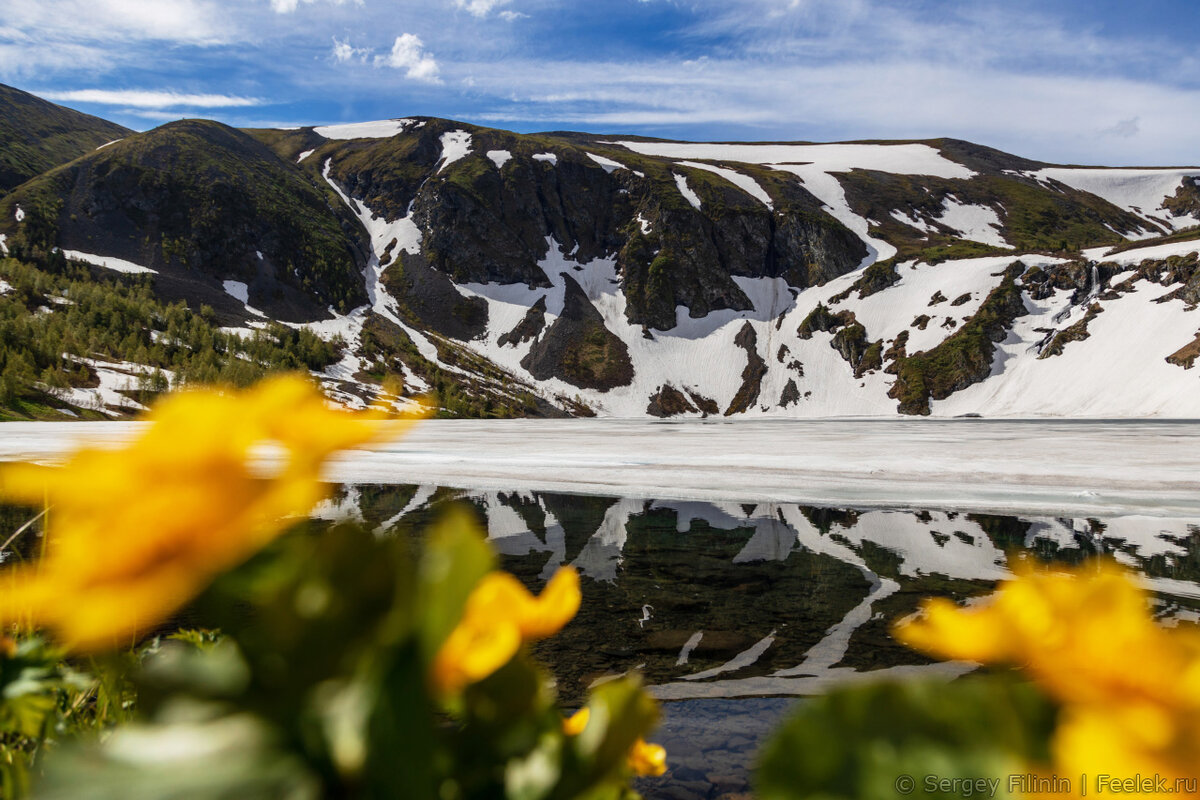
(678, 161, 773, 209)
(937, 197, 1012, 248)
(1083, 238, 1200, 265)
(487, 149, 512, 169)
(532, 152, 558, 165)
(313, 118, 419, 140)
(1032, 167, 1200, 233)
(319, 159, 444, 380)
(222, 280, 266, 317)
(586, 152, 629, 174)
(673, 173, 702, 210)
(934, 272, 1200, 417)
(63, 250, 156, 275)
(437, 130, 473, 173)
(610, 142, 974, 179)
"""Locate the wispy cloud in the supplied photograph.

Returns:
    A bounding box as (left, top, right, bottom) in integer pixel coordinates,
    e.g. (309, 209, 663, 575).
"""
(454, 0, 512, 18)
(331, 37, 370, 64)
(3, 0, 230, 44)
(7, 0, 1200, 165)
(270, 0, 363, 13)
(40, 89, 260, 109)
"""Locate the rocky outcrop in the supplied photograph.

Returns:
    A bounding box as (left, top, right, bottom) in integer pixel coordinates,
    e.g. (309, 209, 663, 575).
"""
(498, 295, 547, 347)
(521, 274, 633, 391)
(382, 251, 488, 341)
(889, 266, 1028, 414)
(646, 385, 697, 417)
(724, 322, 768, 415)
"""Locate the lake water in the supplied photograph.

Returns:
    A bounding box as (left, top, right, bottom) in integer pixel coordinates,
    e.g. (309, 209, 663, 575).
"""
(4, 420, 1200, 799)
(314, 483, 1200, 800)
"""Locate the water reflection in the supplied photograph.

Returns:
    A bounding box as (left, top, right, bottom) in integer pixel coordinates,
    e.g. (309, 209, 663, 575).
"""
(318, 486, 1200, 800)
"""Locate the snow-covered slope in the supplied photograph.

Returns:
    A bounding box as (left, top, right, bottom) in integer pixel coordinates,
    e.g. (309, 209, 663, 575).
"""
(11, 102, 1200, 420)
(300, 125, 1200, 419)
(1031, 167, 1200, 235)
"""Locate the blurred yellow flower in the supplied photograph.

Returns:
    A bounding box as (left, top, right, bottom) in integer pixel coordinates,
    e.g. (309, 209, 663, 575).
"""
(0, 374, 418, 652)
(563, 707, 589, 736)
(628, 738, 667, 777)
(896, 560, 1200, 792)
(432, 566, 581, 695)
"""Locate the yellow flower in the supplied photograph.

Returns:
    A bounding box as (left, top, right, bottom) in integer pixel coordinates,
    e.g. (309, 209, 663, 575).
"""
(431, 566, 581, 695)
(563, 707, 590, 736)
(0, 374, 418, 652)
(897, 560, 1200, 711)
(896, 560, 1200, 792)
(628, 738, 667, 777)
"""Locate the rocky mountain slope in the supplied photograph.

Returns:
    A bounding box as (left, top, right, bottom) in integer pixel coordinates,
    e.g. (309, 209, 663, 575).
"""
(2, 82, 1199, 418)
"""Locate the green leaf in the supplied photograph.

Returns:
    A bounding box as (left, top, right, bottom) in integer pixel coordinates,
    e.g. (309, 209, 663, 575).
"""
(756, 675, 1058, 800)
(559, 676, 659, 798)
(415, 505, 495, 662)
(363, 640, 436, 800)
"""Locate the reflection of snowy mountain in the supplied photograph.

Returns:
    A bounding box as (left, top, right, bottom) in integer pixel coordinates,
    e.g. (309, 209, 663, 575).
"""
(322, 485, 1200, 699)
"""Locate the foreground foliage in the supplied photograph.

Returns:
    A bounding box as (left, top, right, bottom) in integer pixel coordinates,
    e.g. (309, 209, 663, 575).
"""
(0, 377, 662, 798)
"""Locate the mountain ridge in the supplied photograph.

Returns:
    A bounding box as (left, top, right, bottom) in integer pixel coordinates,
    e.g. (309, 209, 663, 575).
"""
(2, 83, 1200, 420)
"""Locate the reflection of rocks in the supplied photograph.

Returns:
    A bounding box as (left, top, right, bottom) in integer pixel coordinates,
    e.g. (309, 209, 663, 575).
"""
(319, 483, 1200, 799)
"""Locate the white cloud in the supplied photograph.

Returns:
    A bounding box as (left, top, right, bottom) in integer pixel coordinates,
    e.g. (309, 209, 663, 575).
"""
(376, 33, 441, 82)
(40, 89, 260, 108)
(2, 0, 229, 44)
(331, 37, 370, 63)
(454, 0, 511, 19)
(271, 0, 363, 13)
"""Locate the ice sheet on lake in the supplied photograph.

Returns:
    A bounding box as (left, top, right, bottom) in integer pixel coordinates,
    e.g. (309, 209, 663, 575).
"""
(5, 419, 1200, 518)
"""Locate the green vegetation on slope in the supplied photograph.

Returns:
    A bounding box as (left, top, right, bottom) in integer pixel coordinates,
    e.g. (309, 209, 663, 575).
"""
(0, 83, 131, 194)
(888, 266, 1027, 415)
(0, 255, 341, 420)
(1, 119, 367, 317)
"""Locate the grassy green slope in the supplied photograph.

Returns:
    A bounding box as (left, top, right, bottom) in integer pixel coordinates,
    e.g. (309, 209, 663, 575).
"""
(0, 119, 368, 317)
(0, 83, 131, 195)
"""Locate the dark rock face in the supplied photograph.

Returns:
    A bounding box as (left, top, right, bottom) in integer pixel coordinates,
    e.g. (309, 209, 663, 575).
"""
(382, 251, 488, 340)
(797, 303, 856, 339)
(724, 322, 768, 415)
(498, 295, 547, 347)
(521, 274, 633, 391)
(1038, 303, 1101, 359)
(780, 378, 801, 407)
(646, 385, 698, 417)
(831, 323, 884, 378)
(622, 176, 867, 330)
(322, 124, 868, 333)
(1167, 332, 1200, 369)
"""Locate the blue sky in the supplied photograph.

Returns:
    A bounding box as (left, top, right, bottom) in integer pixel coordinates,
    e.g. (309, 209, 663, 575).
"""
(4, 0, 1200, 165)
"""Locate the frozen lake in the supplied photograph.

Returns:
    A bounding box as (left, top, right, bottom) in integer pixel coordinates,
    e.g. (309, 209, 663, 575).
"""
(4, 418, 1200, 799)
(3, 417, 1199, 517)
